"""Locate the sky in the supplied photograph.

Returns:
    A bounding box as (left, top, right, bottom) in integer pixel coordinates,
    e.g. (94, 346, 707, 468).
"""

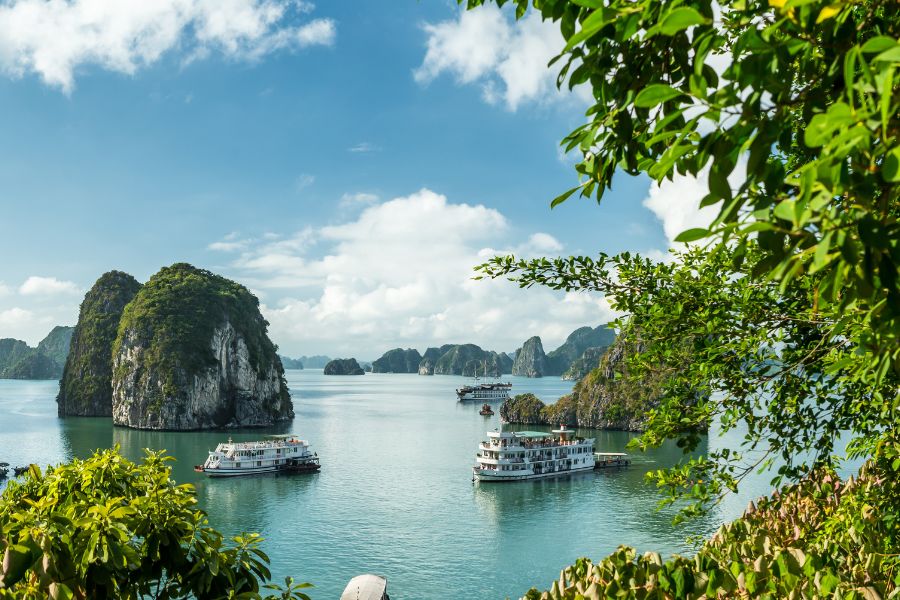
(0, 0, 716, 359)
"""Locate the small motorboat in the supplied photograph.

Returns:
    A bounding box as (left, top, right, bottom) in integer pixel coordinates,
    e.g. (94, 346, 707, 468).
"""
(479, 403, 494, 416)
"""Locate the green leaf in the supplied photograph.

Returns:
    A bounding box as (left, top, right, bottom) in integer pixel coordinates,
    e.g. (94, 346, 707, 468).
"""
(550, 184, 583, 208)
(674, 228, 710, 243)
(860, 36, 897, 54)
(635, 84, 685, 108)
(1, 544, 35, 587)
(659, 7, 709, 36)
(883, 147, 900, 182)
(873, 46, 900, 62)
(804, 102, 854, 147)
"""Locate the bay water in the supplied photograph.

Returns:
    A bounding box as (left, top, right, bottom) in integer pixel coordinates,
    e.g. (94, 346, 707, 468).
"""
(0, 370, 773, 599)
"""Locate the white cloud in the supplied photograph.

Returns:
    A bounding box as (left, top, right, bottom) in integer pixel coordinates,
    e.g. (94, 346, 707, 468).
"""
(348, 142, 378, 153)
(415, 6, 582, 111)
(643, 161, 747, 247)
(0, 0, 335, 93)
(0, 282, 10, 297)
(339, 192, 379, 207)
(0, 307, 56, 345)
(19, 276, 80, 297)
(294, 173, 315, 192)
(220, 188, 616, 356)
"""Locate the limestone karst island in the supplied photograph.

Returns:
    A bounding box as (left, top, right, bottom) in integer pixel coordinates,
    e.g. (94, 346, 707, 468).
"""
(1, 1, 897, 599)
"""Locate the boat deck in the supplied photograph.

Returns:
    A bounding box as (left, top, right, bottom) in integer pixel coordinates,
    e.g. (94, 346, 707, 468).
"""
(594, 452, 630, 469)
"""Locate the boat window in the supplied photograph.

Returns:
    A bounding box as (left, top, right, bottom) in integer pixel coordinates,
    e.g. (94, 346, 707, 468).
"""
(236, 462, 241, 468)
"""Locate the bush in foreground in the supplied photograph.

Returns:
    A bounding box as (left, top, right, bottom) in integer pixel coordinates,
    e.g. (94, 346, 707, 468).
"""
(0, 448, 311, 600)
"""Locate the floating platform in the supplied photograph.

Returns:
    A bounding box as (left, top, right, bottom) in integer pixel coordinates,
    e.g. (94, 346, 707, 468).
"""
(594, 452, 630, 469)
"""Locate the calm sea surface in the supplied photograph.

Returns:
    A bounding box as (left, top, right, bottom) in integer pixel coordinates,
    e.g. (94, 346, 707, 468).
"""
(0, 370, 778, 599)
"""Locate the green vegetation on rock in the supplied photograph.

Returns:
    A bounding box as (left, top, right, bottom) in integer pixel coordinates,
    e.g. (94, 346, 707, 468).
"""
(0, 448, 312, 599)
(58, 271, 141, 416)
(111, 263, 292, 430)
(433, 344, 505, 376)
(561, 346, 607, 381)
(546, 325, 615, 374)
(323, 358, 365, 375)
(372, 348, 422, 373)
(0, 327, 74, 380)
(36, 326, 74, 367)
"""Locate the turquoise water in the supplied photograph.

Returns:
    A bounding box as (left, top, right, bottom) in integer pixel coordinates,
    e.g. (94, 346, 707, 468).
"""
(0, 371, 770, 599)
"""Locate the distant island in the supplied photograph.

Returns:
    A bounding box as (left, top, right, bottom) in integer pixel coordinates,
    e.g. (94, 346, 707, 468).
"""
(365, 325, 615, 379)
(323, 358, 365, 375)
(0, 326, 73, 380)
(57, 264, 294, 430)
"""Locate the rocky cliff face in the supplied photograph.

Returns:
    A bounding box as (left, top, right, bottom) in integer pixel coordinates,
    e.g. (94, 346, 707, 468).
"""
(561, 346, 608, 381)
(113, 321, 292, 429)
(417, 345, 454, 375)
(324, 358, 365, 375)
(58, 271, 142, 416)
(109, 263, 292, 430)
(512, 336, 549, 377)
(546, 325, 616, 375)
(372, 348, 422, 373)
(433, 344, 503, 376)
(501, 334, 683, 432)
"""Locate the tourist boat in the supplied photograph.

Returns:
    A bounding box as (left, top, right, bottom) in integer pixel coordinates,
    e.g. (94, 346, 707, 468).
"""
(456, 361, 511, 401)
(195, 435, 320, 477)
(473, 425, 596, 482)
(340, 574, 389, 600)
(479, 403, 494, 416)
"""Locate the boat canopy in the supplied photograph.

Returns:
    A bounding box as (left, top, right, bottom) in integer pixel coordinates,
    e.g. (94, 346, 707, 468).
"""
(514, 431, 555, 438)
(340, 574, 388, 600)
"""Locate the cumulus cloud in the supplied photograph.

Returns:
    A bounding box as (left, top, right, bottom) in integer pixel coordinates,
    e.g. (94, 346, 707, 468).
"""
(643, 161, 748, 247)
(19, 276, 80, 296)
(0, 0, 336, 92)
(218, 188, 615, 356)
(339, 192, 379, 207)
(415, 6, 584, 111)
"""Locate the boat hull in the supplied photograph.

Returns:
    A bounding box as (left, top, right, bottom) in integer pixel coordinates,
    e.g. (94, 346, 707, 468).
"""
(473, 464, 595, 482)
(202, 462, 320, 478)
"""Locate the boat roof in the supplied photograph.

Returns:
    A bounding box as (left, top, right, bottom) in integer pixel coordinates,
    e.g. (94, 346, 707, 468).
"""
(514, 431, 555, 438)
(594, 452, 628, 457)
(266, 434, 301, 438)
(340, 574, 387, 600)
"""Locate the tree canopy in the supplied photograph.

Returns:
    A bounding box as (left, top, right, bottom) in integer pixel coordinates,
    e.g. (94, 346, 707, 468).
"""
(472, 0, 899, 514)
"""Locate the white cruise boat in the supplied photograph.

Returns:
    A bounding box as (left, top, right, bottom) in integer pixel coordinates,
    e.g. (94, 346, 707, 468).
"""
(196, 435, 320, 478)
(456, 381, 512, 401)
(473, 426, 595, 482)
(456, 362, 511, 401)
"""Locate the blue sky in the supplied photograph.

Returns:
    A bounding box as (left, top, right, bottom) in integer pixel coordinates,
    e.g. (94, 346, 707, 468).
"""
(0, 0, 704, 357)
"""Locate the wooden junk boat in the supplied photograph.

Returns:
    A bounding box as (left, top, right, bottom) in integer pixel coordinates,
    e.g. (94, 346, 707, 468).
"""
(479, 403, 494, 416)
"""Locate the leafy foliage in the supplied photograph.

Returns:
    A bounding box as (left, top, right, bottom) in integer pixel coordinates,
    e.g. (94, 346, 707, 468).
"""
(470, 0, 900, 516)
(0, 448, 311, 600)
(517, 439, 900, 599)
(464, 0, 899, 371)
